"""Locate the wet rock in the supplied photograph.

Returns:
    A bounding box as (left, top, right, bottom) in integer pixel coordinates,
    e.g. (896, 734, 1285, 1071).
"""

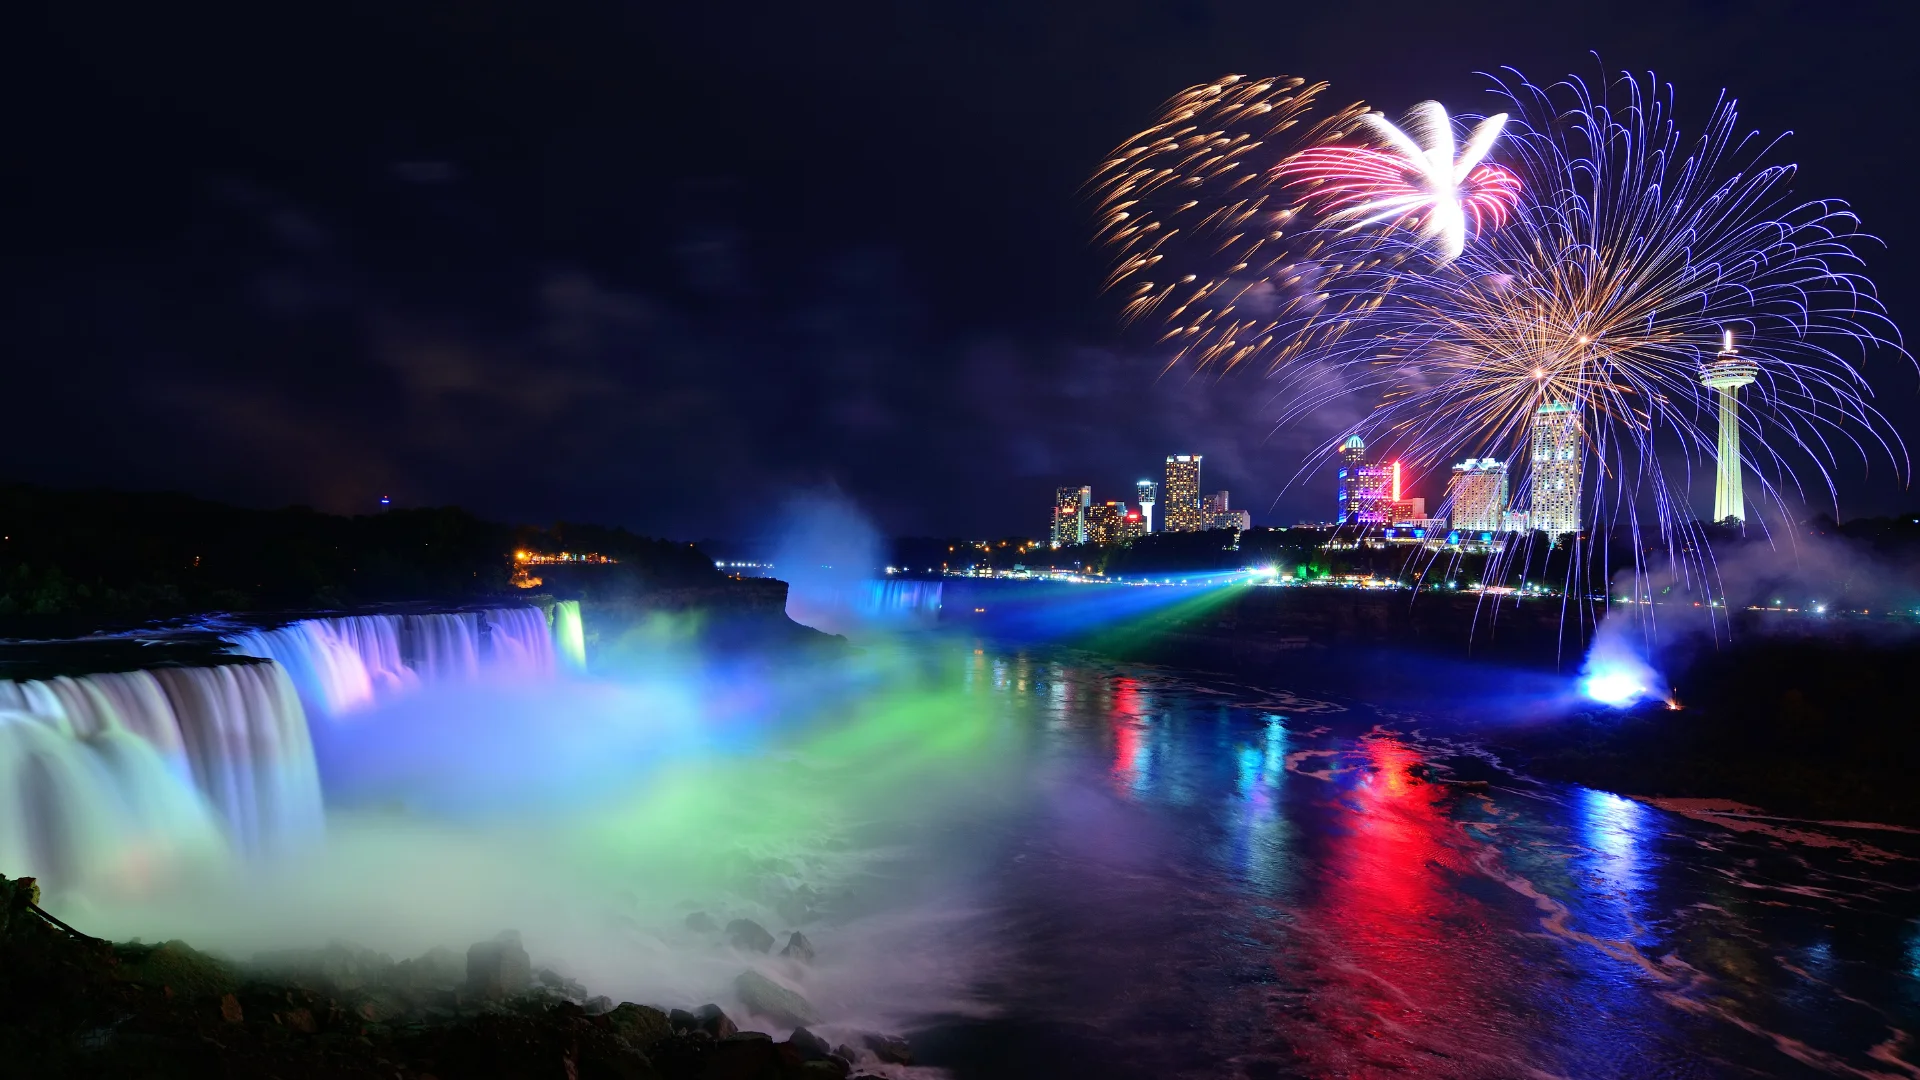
(780, 931, 816, 963)
(734, 970, 820, 1027)
(862, 1032, 913, 1065)
(776, 886, 821, 926)
(219, 993, 244, 1024)
(583, 994, 614, 1015)
(834, 1042, 859, 1064)
(115, 940, 239, 998)
(465, 930, 532, 999)
(705, 1031, 780, 1080)
(787, 1026, 832, 1060)
(726, 918, 776, 953)
(693, 1002, 739, 1039)
(392, 945, 463, 992)
(607, 1002, 673, 1047)
(686, 910, 719, 933)
(537, 966, 588, 1000)
(797, 1060, 851, 1079)
(251, 940, 395, 992)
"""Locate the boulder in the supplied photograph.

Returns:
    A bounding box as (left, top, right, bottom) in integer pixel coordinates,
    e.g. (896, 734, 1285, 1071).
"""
(606, 1002, 673, 1048)
(734, 970, 820, 1027)
(695, 1002, 738, 1039)
(685, 910, 718, 933)
(465, 930, 532, 999)
(863, 1032, 913, 1065)
(797, 1060, 851, 1079)
(833, 1042, 859, 1064)
(583, 994, 614, 1015)
(705, 1031, 781, 1080)
(725, 918, 775, 953)
(780, 932, 816, 963)
(776, 886, 821, 926)
(786, 1026, 832, 1060)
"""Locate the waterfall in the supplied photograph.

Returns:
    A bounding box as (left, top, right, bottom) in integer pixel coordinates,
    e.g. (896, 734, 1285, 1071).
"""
(231, 606, 565, 719)
(0, 661, 322, 889)
(863, 579, 944, 618)
(551, 600, 587, 670)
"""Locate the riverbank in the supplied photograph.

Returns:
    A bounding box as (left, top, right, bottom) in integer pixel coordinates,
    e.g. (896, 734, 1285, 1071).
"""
(0, 874, 906, 1079)
(969, 582, 1920, 827)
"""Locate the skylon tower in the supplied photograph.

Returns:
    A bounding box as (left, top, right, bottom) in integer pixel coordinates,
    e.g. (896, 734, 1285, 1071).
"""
(1699, 330, 1758, 523)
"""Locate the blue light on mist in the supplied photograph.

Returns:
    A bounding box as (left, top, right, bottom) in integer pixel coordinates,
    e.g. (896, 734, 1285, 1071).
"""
(1579, 613, 1663, 708)
(1581, 668, 1649, 707)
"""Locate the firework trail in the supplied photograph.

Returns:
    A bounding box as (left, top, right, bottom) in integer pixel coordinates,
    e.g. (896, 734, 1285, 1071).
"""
(1088, 74, 1371, 374)
(1269, 68, 1907, 619)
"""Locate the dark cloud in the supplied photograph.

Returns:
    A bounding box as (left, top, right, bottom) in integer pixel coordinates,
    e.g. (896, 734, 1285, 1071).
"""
(0, 0, 1913, 537)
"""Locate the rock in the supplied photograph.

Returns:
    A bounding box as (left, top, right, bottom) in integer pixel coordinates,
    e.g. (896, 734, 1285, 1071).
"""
(780, 932, 816, 963)
(669, 1007, 700, 1033)
(536, 966, 588, 999)
(776, 886, 821, 926)
(734, 970, 820, 1027)
(583, 994, 614, 1015)
(797, 1060, 851, 1079)
(693, 1002, 738, 1039)
(863, 1033, 913, 1065)
(726, 918, 775, 953)
(392, 945, 463, 992)
(833, 1042, 859, 1064)
(606, 1002, 674, 1047)
(115, 940, 239, 998)
(704, 1031, 781, 1080)
(465, 930, 532, 999)
(787, 1026, 832, 1060)
(685, 910, 718, 933)
(219, 993, 244, 1023)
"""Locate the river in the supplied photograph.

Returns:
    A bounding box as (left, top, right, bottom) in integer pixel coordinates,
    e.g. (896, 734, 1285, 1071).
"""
(899, 643, 1920, 1079)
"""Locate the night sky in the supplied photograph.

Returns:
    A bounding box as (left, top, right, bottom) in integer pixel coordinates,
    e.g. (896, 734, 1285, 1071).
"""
(4, 1, 1914, 541)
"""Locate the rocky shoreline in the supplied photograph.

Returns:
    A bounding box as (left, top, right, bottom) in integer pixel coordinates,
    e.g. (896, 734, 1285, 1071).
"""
(1, 875, 912, 1079)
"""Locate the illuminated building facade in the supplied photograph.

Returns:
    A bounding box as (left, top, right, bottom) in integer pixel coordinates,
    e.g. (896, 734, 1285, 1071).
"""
(1051, 485, 1090, 548)
(1336, 436, 1393, 525)
(1164, 455, 1204, 532)
(1446, 458, 1509, 532)
(1529, 401, 1582, 537)
(1085, 501, 1129, 545)
(1135, 480, 1158, 534)
(1700, 330, 1758, 523)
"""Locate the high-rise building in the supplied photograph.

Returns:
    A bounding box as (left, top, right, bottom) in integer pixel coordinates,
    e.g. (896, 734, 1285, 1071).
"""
(1085, 501, 1128, 545)
(1336, 436, 1392, 525)
(1135, 480, 1158, 534)
(1205, 509, 1252, 531)
(1164, 455, 1203, 532)
(1203, 490, 1230, 515)
(1121, 507, 1146, 541)
(1051, 486, 1090, 547)
(1700, 330, 1758, 523)
(1446, 458, 1509, 532)
(1529, 401, 1583, 537)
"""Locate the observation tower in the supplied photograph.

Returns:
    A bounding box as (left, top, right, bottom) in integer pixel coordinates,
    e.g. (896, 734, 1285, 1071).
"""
(1699, 330, 1759, 524)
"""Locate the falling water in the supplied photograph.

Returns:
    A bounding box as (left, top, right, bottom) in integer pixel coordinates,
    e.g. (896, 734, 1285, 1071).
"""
(0, 661, 321, 889)
(230, 606, 564, 719)
(551, 599, 587, 670)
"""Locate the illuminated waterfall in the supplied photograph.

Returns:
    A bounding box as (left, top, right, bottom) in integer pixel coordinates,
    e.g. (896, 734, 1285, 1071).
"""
(230, 606, 564, 718)
(550, 600, 587, 670)
(0, 662, 322, 888)
(3, 604, 578, 890)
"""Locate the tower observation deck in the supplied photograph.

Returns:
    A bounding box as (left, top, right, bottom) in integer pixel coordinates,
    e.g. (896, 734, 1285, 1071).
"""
(1699, 330, 1759, 524)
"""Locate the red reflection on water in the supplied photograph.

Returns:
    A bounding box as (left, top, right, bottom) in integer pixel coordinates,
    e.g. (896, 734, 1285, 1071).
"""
(1110, 677, 1147, 793)
(1286, 734, 1531, 1074)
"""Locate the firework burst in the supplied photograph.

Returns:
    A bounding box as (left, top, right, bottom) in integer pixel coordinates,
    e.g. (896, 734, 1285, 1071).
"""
(1276, 102, 1522, 262)
(1088, 74, 1371, 374)
(1272, 68, 1906, 614)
